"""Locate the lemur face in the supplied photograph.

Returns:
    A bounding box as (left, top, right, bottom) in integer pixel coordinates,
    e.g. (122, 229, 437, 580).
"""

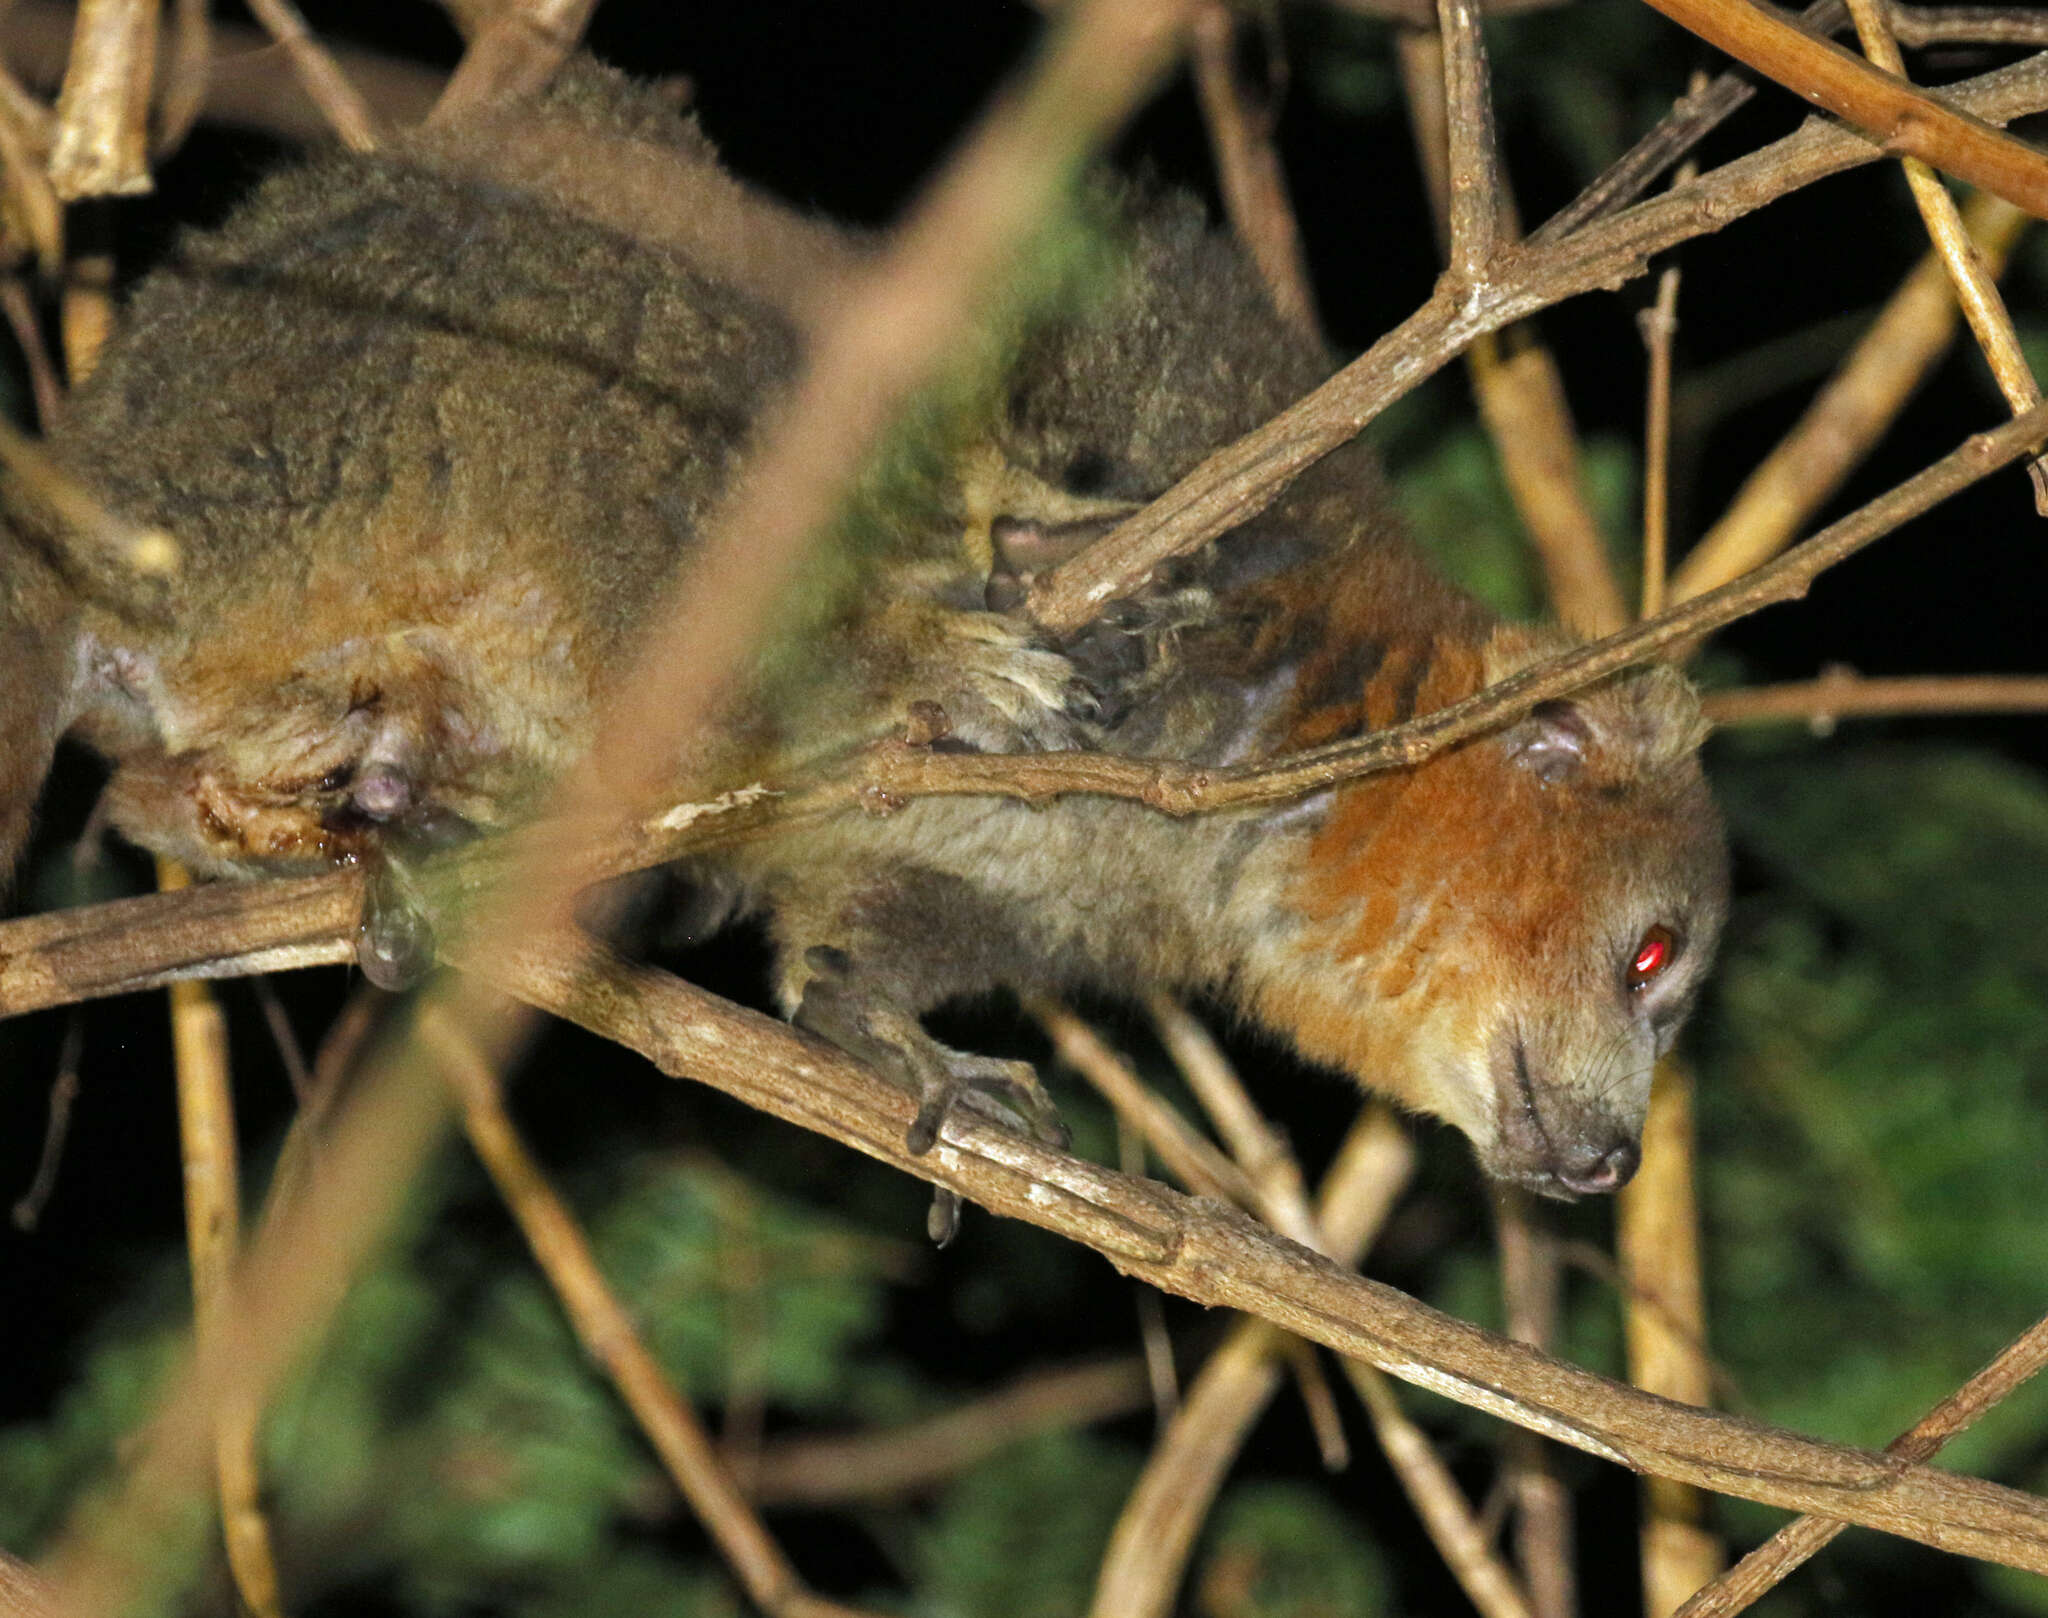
(1264, 662, 1725, 1198)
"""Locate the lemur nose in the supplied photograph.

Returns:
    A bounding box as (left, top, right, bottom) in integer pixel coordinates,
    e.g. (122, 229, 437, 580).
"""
(1554, 1138, 1641, 1196)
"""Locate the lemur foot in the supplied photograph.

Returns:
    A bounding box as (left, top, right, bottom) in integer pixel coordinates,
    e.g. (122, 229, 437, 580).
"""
(926, 610, 1100, 754)
(794, 943, 1070, 1163)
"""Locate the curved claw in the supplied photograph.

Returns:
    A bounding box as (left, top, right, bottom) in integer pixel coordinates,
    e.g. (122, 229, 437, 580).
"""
(356, 857, 437, 991)
(927, 1187, 963, 1247)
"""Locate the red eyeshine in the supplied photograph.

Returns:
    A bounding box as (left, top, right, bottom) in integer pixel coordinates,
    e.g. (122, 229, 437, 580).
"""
(1628, 928, 1673, 988)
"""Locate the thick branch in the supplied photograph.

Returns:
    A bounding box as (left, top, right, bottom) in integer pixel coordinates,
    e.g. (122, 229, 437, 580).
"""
(481, 935, 2048, 1574)
(1024, 50, 2048, 633)
(1676, 1310, 2048, 1616)
(1635, 0, 2048, 219)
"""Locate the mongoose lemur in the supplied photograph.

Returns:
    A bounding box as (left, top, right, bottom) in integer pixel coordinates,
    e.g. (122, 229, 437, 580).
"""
(0, 65, 1726, 1201)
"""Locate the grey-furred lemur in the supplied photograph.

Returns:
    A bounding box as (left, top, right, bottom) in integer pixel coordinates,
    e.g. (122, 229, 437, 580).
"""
(0, 62, 1726, 1204)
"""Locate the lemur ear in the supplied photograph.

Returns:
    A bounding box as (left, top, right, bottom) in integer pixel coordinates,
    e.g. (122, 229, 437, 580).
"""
(1503, 700, 1591, 785)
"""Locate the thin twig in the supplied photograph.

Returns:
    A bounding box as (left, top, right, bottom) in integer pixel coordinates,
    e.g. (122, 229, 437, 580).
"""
(1146, 995, 1311, 1230)
(1844, 0, 2048, 510)
(48, 0, 156, 198)
(1640, 261, 1683, 619)
(1533, 1, 1846, 245)
(1496, 1193, 1576, 1618)
(242, 0, 379, 151)
(1116, 1112, 1184, 1422)
(1340, 1357, 1539, 1618)
(1635, 0, 2048, 219)
(1025, 50, 2048, 635)
(1107, 1013, 1526, 1617)
(1704, 669, 2048, 726)
(1397, 12, 1628, 636)
(1474, 333, 1632, 636)
(0, 279, 64, 432)
(1286, 1338, 1350, 1469)
(59, 246, 114, 385)
(1890, 1, 2048, 45)
(10, 1015, 81, 1230)
(1675, 1310, 2048, 1617)
(428, 0, 597, 122)
(0, 63, 63, 271)
(1190, 4, 1321, 340)
(158, 860, 285, 1618)
(1090, 1109, 1422, 1618)
(1439, 0, 1509, 283)
(2, 0, 442, 141)
(153, 0, 208, 156)
(426, 1012, 883, 1618)
(1034, 998, 1261, 1209)
(251, 977, 316, 1108)
(1675, 188, 2031, 600)
(1618, 1063, 1723, 1616)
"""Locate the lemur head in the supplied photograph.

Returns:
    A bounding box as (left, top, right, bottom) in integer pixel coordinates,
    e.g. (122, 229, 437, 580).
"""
(1256, 632, 1726, 1199)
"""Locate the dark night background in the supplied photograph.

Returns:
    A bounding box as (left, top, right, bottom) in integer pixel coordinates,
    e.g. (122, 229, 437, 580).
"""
(4, 4, 2048, 1615)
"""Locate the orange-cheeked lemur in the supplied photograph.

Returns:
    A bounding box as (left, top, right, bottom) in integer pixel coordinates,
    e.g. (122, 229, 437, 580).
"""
(0, 64, 1726, 1203)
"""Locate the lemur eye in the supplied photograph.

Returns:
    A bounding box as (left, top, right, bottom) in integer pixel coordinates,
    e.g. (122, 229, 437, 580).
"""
(1626, 926, 1676, 991)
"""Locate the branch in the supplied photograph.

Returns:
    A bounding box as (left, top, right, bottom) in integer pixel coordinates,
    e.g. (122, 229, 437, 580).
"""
(1673, 187, 2031, 600)
(1703, 670, 2048, 725)
(10, 395, 2048, 1020)
(1495, 1194, 1576, 1618)
(1841, 0, 2048, 511)
(1531, 0, 1847, 244)
(159, 858, 284, 1618)
(1, 0, 444, 140)
(1189, 4, 1320, 341)
(1023, 51, 2048, 634)
(1676, 1310, 2048, 1616)
(1635, 0, 2048, 219)
(1439, 0, 1510, 282)
(429, 1014, 884, 1618)
(428, 0, 596, 121)
(481, 933, 2048, 1574)
(242, 0, 380, 151)
(47, 0, 155, 198)
(1617, 1063, 1724, 1615)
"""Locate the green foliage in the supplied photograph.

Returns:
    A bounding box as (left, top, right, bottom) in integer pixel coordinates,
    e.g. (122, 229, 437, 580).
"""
(908, 1433, 1144, 1618)
(0, 1151, 903, 1615)
(1195, 1483, 1391, 1618)
(1391, 421, 1638, 620)
(1697, 744, 2048, 1567)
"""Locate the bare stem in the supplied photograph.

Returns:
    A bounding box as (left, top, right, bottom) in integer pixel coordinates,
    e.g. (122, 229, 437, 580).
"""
(1618, 1063, 1723, 1616)
(48, 0, 156, 199)
(1635, 0, 2048, 218)
(1704, 669, 2048, 725)
(1190, 4, 1320, 340)
(159, 860, 284, 1618)
(427, 1013, 884, 1618)
(243, 0, 380, 151)
(1843, 0, 2048, 509)
(1676, 1310, 2048, 1617)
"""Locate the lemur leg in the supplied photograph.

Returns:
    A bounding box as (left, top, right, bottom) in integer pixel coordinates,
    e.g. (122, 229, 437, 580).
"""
(779, 868, 1070, 1155)
(794, 944, 1067, 1154)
